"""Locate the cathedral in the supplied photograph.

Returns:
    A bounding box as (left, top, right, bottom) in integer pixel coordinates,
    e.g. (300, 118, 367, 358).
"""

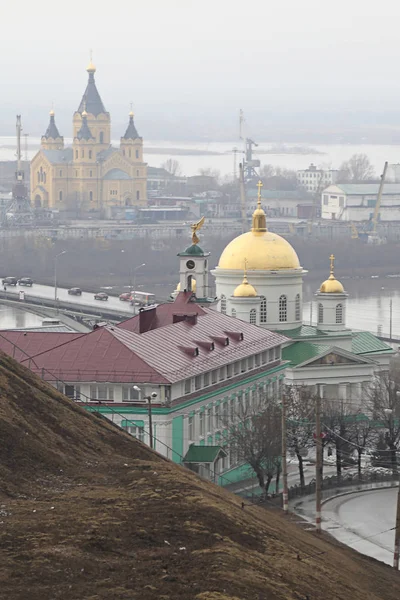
(30, 59, 147, 214)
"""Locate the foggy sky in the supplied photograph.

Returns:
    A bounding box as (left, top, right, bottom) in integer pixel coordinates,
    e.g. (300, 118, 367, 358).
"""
(2, 0, 400, 139)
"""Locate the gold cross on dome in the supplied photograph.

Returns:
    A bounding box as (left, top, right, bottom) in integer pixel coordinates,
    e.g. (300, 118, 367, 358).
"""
(257, 180, 263, 207)
(329, 253, 335, 275)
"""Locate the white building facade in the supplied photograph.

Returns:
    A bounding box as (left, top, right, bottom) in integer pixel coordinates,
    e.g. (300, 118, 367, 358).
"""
(321, 183, 400, 222)
(297, 163, 339, 193)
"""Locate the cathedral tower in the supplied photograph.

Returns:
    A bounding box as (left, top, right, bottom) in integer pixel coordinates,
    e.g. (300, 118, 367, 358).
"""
(41, 110, 64, 150)
(120, 110, 144, 163)
(315, 255, 348, 331)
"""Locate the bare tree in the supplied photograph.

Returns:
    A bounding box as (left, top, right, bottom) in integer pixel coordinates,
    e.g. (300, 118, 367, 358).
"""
(339, 153, 375, 182)
(198, 167, 221, 184)
(350, 413, 377, 477)
(223, 396, 281, 497)
(161, 158, 182, 177)
(285, 386, 315, 490)
(368, 369, 400, 473)
(259, 164, 275, 180)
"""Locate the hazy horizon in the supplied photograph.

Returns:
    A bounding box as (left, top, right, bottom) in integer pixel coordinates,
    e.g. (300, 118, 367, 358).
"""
(2, 0, 400, 142)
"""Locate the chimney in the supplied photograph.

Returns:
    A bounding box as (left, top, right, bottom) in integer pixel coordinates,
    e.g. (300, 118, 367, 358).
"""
(139, 306, 157, 334)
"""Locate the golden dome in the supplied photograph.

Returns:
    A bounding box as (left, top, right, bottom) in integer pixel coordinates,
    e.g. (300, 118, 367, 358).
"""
(218, 180, 300, 271)
(82, 109, 88, 118)
(233, 274, 257, 297)
(49, 109, 55, 117)
(176, 279, 196, 292)
(129, 110, 134, 118)
(87, 59, 96, 73)
(319, 254, 344, 293)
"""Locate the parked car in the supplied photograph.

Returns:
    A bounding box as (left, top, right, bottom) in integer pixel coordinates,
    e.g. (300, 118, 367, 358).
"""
(18, 277, 33, 286)
(68, 287, 82, 296)
(94, 292, 108, 301)
(2, 277, 18, 286)
(119, 292, 132, 301)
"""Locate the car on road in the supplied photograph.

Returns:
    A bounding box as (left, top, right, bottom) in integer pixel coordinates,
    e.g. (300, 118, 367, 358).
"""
(119, 292, 132, 301)
(94, 292, 108, 301)
(2, 277, 18, 286)
(18, 277, 33, 286)
(68, 287, 82, 296)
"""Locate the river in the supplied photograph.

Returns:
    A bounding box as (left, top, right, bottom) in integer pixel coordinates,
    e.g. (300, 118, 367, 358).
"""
(2, 136, 400, 177)
(0, 275, 399, 340)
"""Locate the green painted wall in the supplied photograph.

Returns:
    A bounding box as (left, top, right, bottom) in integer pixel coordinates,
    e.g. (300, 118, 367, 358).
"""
(172, 415, 184, 463)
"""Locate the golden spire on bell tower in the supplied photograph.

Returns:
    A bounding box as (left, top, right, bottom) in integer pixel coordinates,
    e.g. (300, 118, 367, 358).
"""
(251, 180, 267, 233)
(329, 253, 335, 279)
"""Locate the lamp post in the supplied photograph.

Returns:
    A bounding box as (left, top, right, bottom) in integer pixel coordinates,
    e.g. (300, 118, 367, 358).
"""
(387, 397, 400, 570)
(54, 250, 67, 308)
(134, 386, 157, 449)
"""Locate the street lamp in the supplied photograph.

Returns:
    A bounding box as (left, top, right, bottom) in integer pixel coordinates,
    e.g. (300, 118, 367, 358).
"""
(133, 386, 157, 449)
(54, 250, 67, 306)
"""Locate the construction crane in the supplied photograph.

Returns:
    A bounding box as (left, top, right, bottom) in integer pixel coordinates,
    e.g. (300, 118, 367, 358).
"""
(368, 161, 388, 244)
(239, 162, 247, 232)
(239, 109, 260, 180)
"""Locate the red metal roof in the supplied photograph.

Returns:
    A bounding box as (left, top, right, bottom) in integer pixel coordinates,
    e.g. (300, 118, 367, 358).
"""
(0, 331, 83, 364)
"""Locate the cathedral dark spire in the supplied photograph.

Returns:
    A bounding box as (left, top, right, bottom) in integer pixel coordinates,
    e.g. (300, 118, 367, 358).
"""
(77, 61, 107, 117)
(122, 111, 140, 140)
(76, 111, 95, 140)
(43, 110, 61, 139)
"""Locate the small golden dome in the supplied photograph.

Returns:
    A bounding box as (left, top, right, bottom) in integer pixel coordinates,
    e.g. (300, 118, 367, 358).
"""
(82, 109, 88, 118)
(319, 254, 344, 293)
(176, 279, 196, 293)
(233, 274, 257, 297)
(129, 110, 134, 118)
(49, 109, 55, 117)
(87, 59, 96, 73)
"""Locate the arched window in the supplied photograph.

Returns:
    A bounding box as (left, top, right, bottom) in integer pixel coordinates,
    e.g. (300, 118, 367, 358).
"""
(129, 149, 132, 158)
(89, 150, 92, 159)
(220, 295, 226, 314)
(336, 303, 343, 324)
(136, 169, 139, 176)
(43, 172, 46, 183)
(59, 191, 62, 202)
(295, 294, 301, 321)
(231, 308, 236, 318)
(75, 150, 78, 159)
(37, 171, 40, 183)
(260, 296, 267, 323)
(81, 149, 84, 158)
(250, 309, 257, 325)
(135, 149, 139, 159)
(40, 167, 43, 182)
(136, 190, 140, 201)
(89, 191, 93, 203)
(99, 132, 104, 144)
(279, 295, 287, 322)
(318, 303, 324, 323)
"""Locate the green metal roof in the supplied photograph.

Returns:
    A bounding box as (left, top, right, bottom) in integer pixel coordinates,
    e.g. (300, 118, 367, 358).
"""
(351, 331, 393, 355)
(283, 342, 331, 367)
(178, 244, 205, 257)
(279, 325, 348, 340)
(183, 445, 227, 463)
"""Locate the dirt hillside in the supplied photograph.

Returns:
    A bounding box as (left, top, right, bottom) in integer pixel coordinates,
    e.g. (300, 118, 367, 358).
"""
(0, 353, 399, 600)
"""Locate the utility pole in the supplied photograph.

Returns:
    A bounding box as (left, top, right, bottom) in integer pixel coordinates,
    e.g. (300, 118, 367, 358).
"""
(282, 391, 288, 514)
(394, 478, 400, 569)
(147, 395, 153, 449)
(390, 299, 393, 341)
(315, 386, 322, 533)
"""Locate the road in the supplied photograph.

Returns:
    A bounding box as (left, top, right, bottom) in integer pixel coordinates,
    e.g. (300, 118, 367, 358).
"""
(1, 281, 134, 315)
(297, 487, 397, 565)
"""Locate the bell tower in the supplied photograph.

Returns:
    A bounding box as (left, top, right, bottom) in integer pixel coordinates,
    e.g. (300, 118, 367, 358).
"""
(315, 255, 348, 331)
(41, 109, 64, 150)
(176, 217, 210, 301)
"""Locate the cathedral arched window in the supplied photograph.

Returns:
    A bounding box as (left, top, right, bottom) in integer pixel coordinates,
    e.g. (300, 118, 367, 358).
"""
(75, 150, 78, 159)
(81, 149, 84, 158)
(136, 191, 140, 201)
(59, 191, 62, 202)
(336, 303, 343, 324)
(43, 172, 46, 184)
(279, 295, 287, 322)
(250, 309, 257, 325)
(135, 149, 139, 159)
(39, 167, 43, 182)
(260, 296, 267, 323)
(220, 295, 226, 314)
(295, 294, 301, 321)
(99, 132, 104, 144)
(318, 303, 324, 324)
(37, 171, 40, 183)
(89, 191, 93, 203)
(129, 149, 132, 158)
(89, 150, 92, 159)
(231, 308, 236, 318)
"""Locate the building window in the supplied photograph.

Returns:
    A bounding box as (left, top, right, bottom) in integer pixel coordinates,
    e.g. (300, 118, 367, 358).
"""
(227, 363, 232, 379)
(137, 169, 139, 176)
(75, 150, 78, 159)
(260, 296, 267, 323)
(219, 367, 225, 382)
(127, 425, 144, 442)
(136, 190, 140, 201)
(295, 294, 301, 321)
(199, 411, 205, 436)
(220, 295, 226, 314)
(323, 195, 328, 205)
(211, 370, 217, 384)
(204, 372, 210, 387)
(37, 171, 40, 182)
(275, 346, 280, 360)
(184, 379, 191, 394)
(64, 384, 80, 400)
(233, 361, 239, 375)
(129, 149, 132, 158)
(122, 386, 140, 402)
(188, 416, 194, 440)
(250, 309, 257, 324)
(136, 149, 139, 159)
(59, 191, 62, 202)
(241, 359, 247, 373)
(81, 149, 84, 158)
(261, 351, 267, 364)
(268, 348, 274, 362)
(90, 385, 114, 401)
(206, 407, 212, 432)
(336, 303, 343, 324)
(318, 303, 324, 323)
(231, 308, 236, 318)
(214, 405, 220, 428)
(279, 295, 287, 322)
(255, 353, 260, 367)
(43, 172, 46, 183)
(89, 191, 93, 202)
(247, 355, 254, 370)
(59, 170, 62, 177)
(195, 375, 202, 390)
(99, 132, 104, 144)
(90, 170, 92, 177)
(89, 150, 92, 159)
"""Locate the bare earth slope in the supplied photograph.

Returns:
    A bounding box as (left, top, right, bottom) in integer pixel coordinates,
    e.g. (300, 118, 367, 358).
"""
(0, 353, 399, 600)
